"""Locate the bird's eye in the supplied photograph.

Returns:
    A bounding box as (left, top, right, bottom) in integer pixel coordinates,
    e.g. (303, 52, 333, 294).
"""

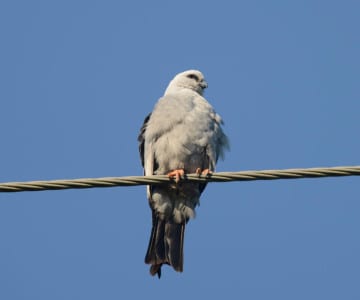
(187, 74, 199, 81)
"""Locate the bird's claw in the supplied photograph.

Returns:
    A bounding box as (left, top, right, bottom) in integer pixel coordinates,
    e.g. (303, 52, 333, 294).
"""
(167, 169, 185, 183)
(196, 168, 212, 176)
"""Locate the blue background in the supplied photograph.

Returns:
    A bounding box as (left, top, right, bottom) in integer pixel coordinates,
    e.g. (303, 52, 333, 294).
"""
(1, 1, 359, 299)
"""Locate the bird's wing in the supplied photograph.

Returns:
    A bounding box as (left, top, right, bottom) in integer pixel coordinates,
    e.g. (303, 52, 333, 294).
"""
(138, 113, 159, 202)
(138, 113, 151, 168)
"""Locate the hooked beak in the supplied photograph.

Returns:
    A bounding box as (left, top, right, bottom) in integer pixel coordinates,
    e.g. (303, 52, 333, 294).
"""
(200, 80, 208, 89)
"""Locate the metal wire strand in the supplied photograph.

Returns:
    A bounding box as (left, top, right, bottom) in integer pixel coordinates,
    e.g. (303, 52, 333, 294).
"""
(1, 165, 359, 193)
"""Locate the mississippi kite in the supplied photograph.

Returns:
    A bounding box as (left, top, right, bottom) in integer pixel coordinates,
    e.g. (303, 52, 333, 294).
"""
(138, 70, 229, 277)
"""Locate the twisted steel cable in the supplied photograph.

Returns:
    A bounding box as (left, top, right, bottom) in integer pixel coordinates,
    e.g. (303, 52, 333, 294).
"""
(1, 165, 359, 193)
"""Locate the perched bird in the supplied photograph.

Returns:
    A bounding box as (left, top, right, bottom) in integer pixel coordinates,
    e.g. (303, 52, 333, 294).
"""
(138, 70, 229, 277)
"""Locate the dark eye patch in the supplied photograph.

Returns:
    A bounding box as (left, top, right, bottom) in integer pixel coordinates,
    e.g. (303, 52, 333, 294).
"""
(187, 74, 199, 81)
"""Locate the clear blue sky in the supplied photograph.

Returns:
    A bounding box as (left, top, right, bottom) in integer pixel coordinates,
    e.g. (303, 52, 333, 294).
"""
(1, 1, 359, 299)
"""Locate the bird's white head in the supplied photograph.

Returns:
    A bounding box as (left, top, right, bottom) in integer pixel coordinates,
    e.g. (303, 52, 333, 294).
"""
(164, 70, 208, 96)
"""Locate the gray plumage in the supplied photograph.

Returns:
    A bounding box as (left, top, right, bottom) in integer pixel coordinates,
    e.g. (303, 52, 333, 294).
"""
(138, 70, 229, 277)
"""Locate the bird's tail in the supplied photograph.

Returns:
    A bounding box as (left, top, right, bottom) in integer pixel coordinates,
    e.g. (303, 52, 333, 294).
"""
(145, 215, 185, 278)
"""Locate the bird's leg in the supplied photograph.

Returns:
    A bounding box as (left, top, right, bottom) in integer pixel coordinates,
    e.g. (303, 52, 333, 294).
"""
(167, 169, 185, 183)
(201, 169, 212, 176)
(196, 168, 212, 176)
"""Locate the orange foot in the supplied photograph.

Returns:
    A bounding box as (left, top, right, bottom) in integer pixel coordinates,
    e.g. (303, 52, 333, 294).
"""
(196, 168, 213, 176)
(167, 169, 185, 183)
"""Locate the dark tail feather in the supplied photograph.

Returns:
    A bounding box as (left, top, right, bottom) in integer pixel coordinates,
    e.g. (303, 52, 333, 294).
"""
(145, 215, 166, 277)
(165, 222, 185, 272)
(145, 215, 185, 278)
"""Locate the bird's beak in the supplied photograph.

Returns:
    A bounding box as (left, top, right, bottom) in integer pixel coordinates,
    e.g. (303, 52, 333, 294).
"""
(200, 80, 208, 89)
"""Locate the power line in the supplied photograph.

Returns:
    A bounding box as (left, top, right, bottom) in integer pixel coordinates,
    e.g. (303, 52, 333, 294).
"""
(1, 165, 359, 193)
